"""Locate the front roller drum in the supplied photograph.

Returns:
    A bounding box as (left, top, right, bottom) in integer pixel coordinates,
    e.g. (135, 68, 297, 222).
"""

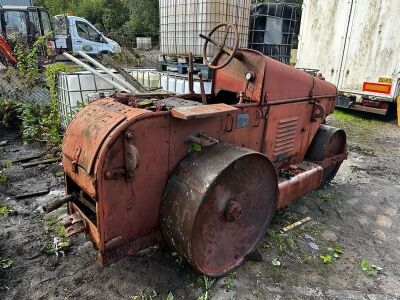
(306, 124, 347, 184)
(159, 143, 278, 277)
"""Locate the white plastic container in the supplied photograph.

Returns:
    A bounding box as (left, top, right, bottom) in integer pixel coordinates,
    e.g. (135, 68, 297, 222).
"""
(58, 71, 121, 128)
(136, 37, 152, 50)
(130, 69, 212, 94)
(159, 0, 251, 57)
(58, 69, 212, 127)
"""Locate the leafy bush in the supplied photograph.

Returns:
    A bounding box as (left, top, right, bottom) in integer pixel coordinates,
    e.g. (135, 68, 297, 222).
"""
(0, 98, 21, 128)
(13, 33, 51, 86)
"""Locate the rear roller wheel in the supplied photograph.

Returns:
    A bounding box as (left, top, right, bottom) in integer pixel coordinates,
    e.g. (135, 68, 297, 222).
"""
(306, 124, 347, 184)
(159, 143, 278, 277)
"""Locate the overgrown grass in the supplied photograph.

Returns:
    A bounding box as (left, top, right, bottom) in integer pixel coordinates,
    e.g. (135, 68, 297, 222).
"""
(333, 109, 386, 129)
(330, 109, 394, 154)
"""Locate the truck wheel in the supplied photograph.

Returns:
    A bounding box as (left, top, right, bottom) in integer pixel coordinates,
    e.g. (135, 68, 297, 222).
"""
(97, 51, 110, 59)
(159, 143, 278, 277)
(305, 125, 347, 184)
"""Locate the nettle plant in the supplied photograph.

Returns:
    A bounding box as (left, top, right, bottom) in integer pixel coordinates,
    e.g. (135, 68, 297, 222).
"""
(13, 33, 52, 86)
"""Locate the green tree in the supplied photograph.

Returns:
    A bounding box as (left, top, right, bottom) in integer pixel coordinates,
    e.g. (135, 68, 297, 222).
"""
(122, 0, 159, 40)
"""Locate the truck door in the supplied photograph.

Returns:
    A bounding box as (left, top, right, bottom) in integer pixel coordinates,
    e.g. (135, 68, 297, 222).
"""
(38, 9, 52, 35)
(71, 19, 107, 55)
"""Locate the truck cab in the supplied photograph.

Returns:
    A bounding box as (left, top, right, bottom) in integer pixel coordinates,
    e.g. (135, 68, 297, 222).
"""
(0, 5, 54, 65)
(0, 5, 52, 43)
(54, 15, 121, 56)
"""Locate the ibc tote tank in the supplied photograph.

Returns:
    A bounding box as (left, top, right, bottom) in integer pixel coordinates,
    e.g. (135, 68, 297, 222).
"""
(159, 0, 251, 58)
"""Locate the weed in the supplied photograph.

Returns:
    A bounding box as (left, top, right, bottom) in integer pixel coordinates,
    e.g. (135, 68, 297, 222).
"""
(272, 258, 281, 267)
(222, 276, 235, 292)
(251, 271, 264, 298)
(131, 289, 158, 300)
(43, 215, 69, 256)
(0, 170, 8, 186)
(320, 255, 333, 264)
(198, 275, 216, 300)
(43, 63, 81, 146)
(360, 259, 382, 276)
(320, 246, 343, 264)
(13, 33, 52, 86)
(0, 98, 22, 128)
(5, 160, 12, 168)
(267, 225, 299, 255)
(0, 258, 14, 269)
(0, 204, 15, 217)
(300, 254, 317, 264)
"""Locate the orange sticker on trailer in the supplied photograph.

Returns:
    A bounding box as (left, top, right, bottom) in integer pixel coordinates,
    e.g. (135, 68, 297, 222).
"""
(363, 82, 392, 94)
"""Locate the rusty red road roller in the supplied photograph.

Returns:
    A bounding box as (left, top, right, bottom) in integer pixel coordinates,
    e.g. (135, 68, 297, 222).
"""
(50, 24, 348, 276)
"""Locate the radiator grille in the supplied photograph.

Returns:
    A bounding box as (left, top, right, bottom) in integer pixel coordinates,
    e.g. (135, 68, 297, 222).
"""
(273, 117, 298, 156)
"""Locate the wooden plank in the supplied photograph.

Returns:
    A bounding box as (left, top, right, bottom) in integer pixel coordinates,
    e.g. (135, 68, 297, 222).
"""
(171, 103, 238, 120)
(12, 153, 44, 163)
(282, 217, 312, 233)
(15, 189, 50, 199)
(22, 158, 60, 168)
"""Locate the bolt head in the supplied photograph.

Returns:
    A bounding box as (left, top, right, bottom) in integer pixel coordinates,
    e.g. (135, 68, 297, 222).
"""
(225, 200, 242, 222)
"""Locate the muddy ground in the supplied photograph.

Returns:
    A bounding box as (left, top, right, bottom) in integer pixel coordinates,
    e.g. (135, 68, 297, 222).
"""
(0, 110, 399, 300)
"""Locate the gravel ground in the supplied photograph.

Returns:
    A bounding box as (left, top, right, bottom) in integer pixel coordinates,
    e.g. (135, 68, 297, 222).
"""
(0, 110, 399, 300)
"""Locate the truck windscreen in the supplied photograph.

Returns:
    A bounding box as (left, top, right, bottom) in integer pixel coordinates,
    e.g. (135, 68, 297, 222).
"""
(4, 10, 28, 39)
(39, 10, 51, 34)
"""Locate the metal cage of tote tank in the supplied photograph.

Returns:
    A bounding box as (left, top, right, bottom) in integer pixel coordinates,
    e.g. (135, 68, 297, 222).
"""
(249, 2, 298, 64)
(57, 71, 119, 128)
(58, 69, 212, 128)
(159, 0, 251, 58)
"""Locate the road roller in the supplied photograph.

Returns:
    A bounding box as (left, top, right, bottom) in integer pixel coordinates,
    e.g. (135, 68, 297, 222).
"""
(53, 24, 347, 277)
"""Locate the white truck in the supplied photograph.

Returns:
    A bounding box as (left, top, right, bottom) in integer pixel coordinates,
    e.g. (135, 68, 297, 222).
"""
(297, 0, 400, 115)
(54, 15, 121, 56)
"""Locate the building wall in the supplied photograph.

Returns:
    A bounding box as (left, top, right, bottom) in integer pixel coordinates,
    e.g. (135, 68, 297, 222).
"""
(0, 0, 33, 6)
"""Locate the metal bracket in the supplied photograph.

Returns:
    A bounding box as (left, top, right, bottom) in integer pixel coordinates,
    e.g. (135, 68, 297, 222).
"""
(71, 147, 82, 173)
(65, 222, 86, 237)
(224, 114, 234, 132)
(310, 101, 325, 122)
(124, 131, 140, 178)
(60, 212, 86, 237)
(185, 132, 219, 147)
(254, 109, 263, 127)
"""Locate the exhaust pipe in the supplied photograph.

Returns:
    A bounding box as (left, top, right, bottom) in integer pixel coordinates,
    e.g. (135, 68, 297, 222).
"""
(42, 194, 76, 214)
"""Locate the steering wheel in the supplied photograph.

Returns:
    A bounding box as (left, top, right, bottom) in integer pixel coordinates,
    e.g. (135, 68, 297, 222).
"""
(199, 23, 239, 70)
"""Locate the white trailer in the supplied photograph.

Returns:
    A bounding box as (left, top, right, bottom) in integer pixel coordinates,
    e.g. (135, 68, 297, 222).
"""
(297, 0, 400, 115)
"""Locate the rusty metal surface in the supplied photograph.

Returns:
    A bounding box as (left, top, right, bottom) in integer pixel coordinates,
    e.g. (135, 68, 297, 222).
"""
(42, 194, 76, 214)
(277, 162, 323, 208)
(264, 58, 337, 102)
(63, 99, 149, 175)
(212, 49, 337, 105)
(60, 39, 345, 275)
(63, 102, 127, 174)
(212, 49, 266, 102)
(160, 143, 278, 277)
(171, 103, 238, 120)
(305, 125, 347, 183)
